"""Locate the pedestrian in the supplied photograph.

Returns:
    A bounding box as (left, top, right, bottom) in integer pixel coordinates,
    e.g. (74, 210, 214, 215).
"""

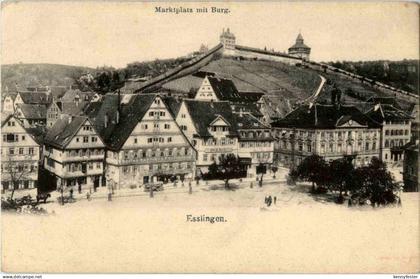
(86, 192, 91, 201)
(273, 196, 277, 205)
(69, 188, 74, 199)
(78, 183, 81, 194)
(264, 196, 268, 205)
(268, 195, 272, 207)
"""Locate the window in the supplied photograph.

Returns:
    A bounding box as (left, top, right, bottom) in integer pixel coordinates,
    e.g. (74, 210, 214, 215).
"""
(149, 111, 154, 117)
(76, 137, 80, 142)
(96, 163, 101, 169)
(9, 148, 14, 155)
(19, 148, 24, 155)
(167, 137, 172, 143)
(181, 114, 186, 118)
(134, 138, 138, 144)
(22, 135, 26, 141)
(160, 111, 165, 117)
(154, 99, 160, 105)
(181, 125, 187, 131)
(365, 142, 370, 150)
(142, 124, 148, 130)
(164, 124, 170, 129)
(148, 138, 153, 143)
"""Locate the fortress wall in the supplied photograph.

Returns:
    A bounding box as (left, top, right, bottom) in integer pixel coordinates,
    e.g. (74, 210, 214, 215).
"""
(223, 48, 301, 65)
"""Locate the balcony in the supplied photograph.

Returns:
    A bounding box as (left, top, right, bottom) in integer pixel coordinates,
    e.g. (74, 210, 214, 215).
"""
(61, 154, 104, 163)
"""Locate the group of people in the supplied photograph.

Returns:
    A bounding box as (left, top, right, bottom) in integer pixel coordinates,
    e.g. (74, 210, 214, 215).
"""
(264, 195, 277, 207)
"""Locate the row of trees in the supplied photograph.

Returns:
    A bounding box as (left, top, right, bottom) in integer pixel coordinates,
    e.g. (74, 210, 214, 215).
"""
(290, 155, 400, 205)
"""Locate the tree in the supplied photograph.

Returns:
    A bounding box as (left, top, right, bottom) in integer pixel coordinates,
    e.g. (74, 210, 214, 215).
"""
(349, 157, 398, 206)
(207, 154, 243, 189)
(293, 155, 329, 192)
(328, 157, 354, 202)
(3, 156, 32, 200)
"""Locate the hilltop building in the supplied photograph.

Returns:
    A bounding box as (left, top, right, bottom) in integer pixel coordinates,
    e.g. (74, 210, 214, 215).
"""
(219, 28, 305, 65)
(272, 104, 381, 167)
(288, 33, 311, 61)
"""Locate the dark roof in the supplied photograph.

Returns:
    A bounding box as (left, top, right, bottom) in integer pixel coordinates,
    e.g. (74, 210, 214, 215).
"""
(1, 112, 13, 126)
(44, 115, 88, 149)
(235, 113, 270, 130)
(61, 89, 96, 102)
(18, 91, 52, 105)
(272, 104, 381, 129)
(402, 140, 419, 152)
(86, 93, 157, 150)
(365, 104, 413, 123)
(25, 126, 47, 145)
(206, 76, 242, 101)
(55, 101, 88, 116)
(184, 100, 238, 138)
(16, 104, 47, 119)
(289, 33, 310, 50)
(50, 86, 68, 100)
(231, 103, 263, 118)
(237, 92, 265, 102)
(161, 96, 182, 117)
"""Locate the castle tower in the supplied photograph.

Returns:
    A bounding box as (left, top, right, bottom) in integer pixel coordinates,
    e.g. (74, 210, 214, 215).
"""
(220, 28, 236, 50)
(288, 33, 311, 61)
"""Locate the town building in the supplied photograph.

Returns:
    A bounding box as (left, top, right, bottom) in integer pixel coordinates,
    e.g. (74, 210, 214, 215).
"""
(194, 75, 242, 102)
(365, 103, 412, 163)
(43, 115, 106, 191)
(46, 100, 89, 128)
(235, 112, 274, 177)
(14, 104, 47, 128)
(288, 33, 311, 61)
(85, 93, 196, 189)
(175, 100, 239, 176)
(13, 90, 53, 110)
(271, 104, 382, 168)
(2, 92, 17, 112)
(402, 140, 419, 192)
(1, 113, 41, 197)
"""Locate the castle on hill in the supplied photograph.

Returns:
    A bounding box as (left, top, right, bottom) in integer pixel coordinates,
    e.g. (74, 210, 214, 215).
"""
(219, 28, 311, 64)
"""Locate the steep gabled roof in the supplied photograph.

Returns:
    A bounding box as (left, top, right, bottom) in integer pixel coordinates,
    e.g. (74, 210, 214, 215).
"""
(18, 91, 52, 105)
(365, 104, 413, 123)
(235, 112, 270, 130)
(86, 93, 157, 150)
(44, 115, 88, 149)
(272, 104, 381, 129)
(183, 100, 238, 138)
(16, 104, 47, 119)
(207, 76, 242, 101)
(56, 101, 88, 116)
(61, 89, 96, 102)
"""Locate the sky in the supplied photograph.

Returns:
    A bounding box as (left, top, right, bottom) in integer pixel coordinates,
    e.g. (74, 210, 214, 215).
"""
(1, 1, 419, 68)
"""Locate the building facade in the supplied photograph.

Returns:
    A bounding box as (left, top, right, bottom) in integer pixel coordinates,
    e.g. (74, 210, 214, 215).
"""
(366, 103, 412, 163)
(86, 93, 196, 189)
(402, 140, 419, 192)
(43, 116, 106, 191)
(1, 114, 41, 197)
(272, 104, 381, 167)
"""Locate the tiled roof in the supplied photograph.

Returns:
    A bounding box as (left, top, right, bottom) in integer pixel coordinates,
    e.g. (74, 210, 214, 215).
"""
(86, 93, 157, 150)
(184, 100, 238, 138)
(61, 89, 96, 102)
(56, 101, 88, 116)
(207, 76, 242, 101)
(365, 104, 413, 123)
(289, 33, 310, 50)
(1, 112, 13, 126)
(234, 112, 270, 130)
(44, 115, 88, 149)
(25, 126, 47, 145)
(18, 92, 52, 105)
(161, 96, 182, 117)
(272, 104, 381, 129)
(16, 104, 47, 119)
(231, 103, 264, 118)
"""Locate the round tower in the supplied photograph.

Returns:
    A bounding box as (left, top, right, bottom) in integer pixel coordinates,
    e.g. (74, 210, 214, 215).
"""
(288, 33, 311, 61)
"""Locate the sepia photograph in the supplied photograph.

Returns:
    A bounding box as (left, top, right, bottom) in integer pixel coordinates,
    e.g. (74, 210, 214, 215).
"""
(1, 1, 419, 276)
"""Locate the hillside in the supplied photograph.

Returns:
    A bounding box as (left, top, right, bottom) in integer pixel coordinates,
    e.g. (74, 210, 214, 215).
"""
(162, 57, 321, 110)
(1, 63, 95, 91)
